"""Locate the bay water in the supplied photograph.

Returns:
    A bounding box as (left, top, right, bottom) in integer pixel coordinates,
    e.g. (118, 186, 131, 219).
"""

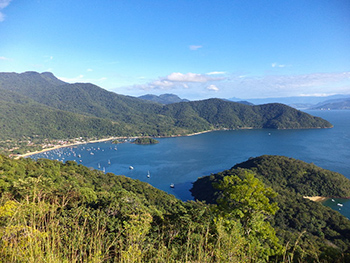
(31, 110, 350, 217)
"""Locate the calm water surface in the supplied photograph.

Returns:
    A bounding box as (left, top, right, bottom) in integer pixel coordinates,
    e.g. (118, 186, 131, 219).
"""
(31, 110, 350, 217)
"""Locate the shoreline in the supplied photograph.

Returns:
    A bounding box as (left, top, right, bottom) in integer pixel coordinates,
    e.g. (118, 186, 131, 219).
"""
(14, 136, 120, 159)
(303, 196, 329, 202)
(14, 130, 219, 159)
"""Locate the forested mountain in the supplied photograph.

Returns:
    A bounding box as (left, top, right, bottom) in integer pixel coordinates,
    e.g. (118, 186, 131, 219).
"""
(0, 71, 332, 142)
(191, 155, 350, 261)
(138, 93, 189, 104)
(1, 154, 350, 262)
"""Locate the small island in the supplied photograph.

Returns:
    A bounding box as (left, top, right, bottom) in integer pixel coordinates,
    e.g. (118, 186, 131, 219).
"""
(133, 137, 159, 145)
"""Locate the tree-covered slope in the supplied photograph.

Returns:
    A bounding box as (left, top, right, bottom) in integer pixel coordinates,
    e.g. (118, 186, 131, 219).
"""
(191, 155, 350, 259)
(0, 72, 332, 142)
(0, 100, 130, 140)
(0, 155, 282, 262)
(1, 155, 350, 262)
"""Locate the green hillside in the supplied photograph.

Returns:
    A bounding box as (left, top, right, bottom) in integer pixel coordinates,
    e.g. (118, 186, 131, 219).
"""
(191, 155, 350, 261)
(1, 155, 350, 262)
(0, 71, 332, 146)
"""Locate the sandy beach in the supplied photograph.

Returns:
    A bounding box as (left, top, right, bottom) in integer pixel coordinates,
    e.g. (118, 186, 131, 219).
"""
(303, 196, 329, 202)
(14, 137, 119, 159)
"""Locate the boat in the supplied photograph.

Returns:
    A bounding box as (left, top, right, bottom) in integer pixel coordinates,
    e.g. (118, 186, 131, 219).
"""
(337, 203, 343, 207)
(98, 163, 101, 168)
(108, 159, 111, 165)
(129, 166, 134, 170)
(147, 171, 150, 178)
(170, 183, 174, 188)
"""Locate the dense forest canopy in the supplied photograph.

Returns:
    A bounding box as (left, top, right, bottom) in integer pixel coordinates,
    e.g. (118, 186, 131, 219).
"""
(1, 155, 350, 262)
(191, 155, 350, 261)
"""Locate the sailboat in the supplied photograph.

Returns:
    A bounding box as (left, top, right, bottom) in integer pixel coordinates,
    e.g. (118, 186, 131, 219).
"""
(170, 183, 175, 188)
(147, 171, 150, 178)
(108, 159, 111, 165)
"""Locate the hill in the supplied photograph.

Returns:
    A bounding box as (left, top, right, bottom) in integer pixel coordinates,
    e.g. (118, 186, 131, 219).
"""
(191, 155, 350, 261)
(138, 93, 189, 104)
(0, 72, 332, 146)
(1, 155, 350, 262)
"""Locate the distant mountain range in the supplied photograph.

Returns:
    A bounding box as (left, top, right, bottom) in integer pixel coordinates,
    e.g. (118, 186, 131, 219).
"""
(0, 71, 332, 141)
(229, 94, 350, 109)
(310, 98, 350, 110)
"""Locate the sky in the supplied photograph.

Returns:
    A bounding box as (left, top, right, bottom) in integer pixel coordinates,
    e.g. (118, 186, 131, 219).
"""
(0, 0, 350, 100)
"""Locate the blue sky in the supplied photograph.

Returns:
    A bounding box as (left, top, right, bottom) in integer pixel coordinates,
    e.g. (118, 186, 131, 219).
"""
(0, 0, 349, 99)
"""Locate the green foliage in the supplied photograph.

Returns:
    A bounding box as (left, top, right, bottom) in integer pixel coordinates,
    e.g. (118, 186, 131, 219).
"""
(2, 154, 350, 262)
(213, 171, 282, 261)
(191, 155, 350, 262)
(133, 138, 159, 145)
(1, 155, 277, 262)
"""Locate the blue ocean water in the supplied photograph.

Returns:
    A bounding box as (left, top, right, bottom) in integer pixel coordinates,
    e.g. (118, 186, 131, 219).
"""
(31, 110, 350, 216)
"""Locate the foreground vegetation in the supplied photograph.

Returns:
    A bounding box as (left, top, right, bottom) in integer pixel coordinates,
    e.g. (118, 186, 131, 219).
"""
(192, 155, 350, 262)
(1, 155, 350, 262)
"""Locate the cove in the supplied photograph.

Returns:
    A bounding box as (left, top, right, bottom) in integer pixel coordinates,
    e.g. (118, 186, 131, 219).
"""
(30, 110, 350, 217)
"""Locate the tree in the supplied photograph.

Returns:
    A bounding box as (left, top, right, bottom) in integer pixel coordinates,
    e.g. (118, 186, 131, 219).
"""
(213, 170, 282, 261)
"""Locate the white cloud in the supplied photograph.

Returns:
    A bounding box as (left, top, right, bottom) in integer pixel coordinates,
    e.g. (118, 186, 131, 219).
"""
(207, 71, 226, 75)
(271, 62, 288, 68)
(189, 45, 202, 51)
(223, 71, 350, 98)
(207, 85, 219, 92)
(130, 72, 225, 93)
(0, 56, 9, 60)
(152, 80, 174, 88)
(127, 71, 350, 99)
(0, 0, 12, 22)
(87, 68, 93, 72)
(167, 72, 215, 83)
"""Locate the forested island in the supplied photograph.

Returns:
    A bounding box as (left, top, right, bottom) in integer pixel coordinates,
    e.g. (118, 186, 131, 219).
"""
(0, 71, 332, 155)
(133, 138, 159, 145)
(1, 155, 350, 262)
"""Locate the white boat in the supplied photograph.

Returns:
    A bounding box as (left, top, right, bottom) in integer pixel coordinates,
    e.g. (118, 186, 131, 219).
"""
(129, 166, 134, 170)
(147, 171, 150, 178)
(108, 159, 111, 165)
(337, 203, 343, 207)
(170, 183, 174, 188)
